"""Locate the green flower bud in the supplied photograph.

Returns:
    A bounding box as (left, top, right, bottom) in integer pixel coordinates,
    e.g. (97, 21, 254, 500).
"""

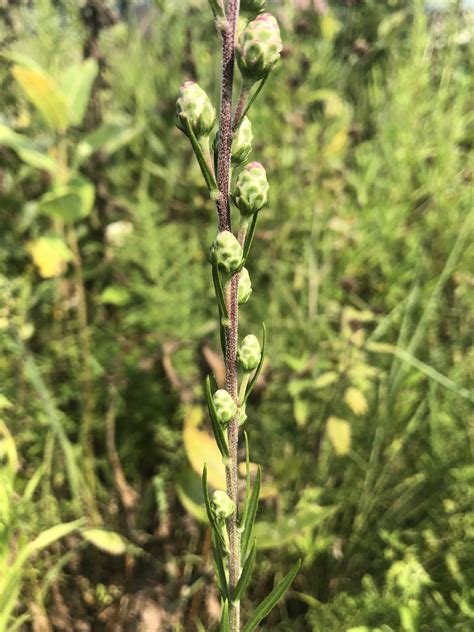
(232, 116, 253, 166)
(176, 81, 216, 138)
(237, 13, 282, 82)
(211, 490, 235, 521)
(232, 161, 269, 216)
(241, 0, 266, 16)
(213, 389, 238, 426)
(238, 334, 261, 372)
(238, 267, 252, 305)
(210, 231, 243, 274)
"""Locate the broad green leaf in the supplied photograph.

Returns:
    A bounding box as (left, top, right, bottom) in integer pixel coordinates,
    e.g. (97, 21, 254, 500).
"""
(38, 177, 95, 222)
(326, 417, 351, 456)
(28, 236, 73, 278)
(242, 560, 301, 632)
(176, 465, 207, 523)
(182, 406, 226, 489)
(59, 59, 98, 126)
(12, 65, 69, 131)
(0, 123, 57, 172)
(82, 528, 127, 556)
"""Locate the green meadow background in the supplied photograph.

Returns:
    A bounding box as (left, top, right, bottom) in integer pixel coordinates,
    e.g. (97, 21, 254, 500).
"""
(0, 1, 472, 630)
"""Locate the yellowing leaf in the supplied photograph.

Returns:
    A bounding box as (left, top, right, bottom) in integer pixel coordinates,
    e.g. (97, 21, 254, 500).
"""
(82, 528, 127, 555)
(344, 387, 368, 416)
(28, 237, 72, 278)
(327, 417, 351, 456)
(182, 406, 226, 489)
(12, 65, 69, 131)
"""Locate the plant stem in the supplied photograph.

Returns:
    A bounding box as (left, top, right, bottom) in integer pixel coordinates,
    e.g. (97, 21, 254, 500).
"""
(216, 2, 241, 628)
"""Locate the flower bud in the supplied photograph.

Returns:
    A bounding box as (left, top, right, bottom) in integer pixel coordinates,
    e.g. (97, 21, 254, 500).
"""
(210, 231, 243, 274)
(211, 490, 235, 521)
(176, 81, 216, 138)
(232, 162, 269, 216)
(241, 0, 266, 16)
(237, 13, 282, 82)
(213, 389, 238, 426)
(238, 267, 252, 305)
(232, 116, 253, 166)
(238, 334, 261, 372)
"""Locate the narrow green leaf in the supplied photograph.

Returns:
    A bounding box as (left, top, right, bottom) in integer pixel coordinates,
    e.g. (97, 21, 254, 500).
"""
(212, 259, 230, 326)
(0, 123, 57, 172)
(244, 323, 266, 404)
(205, 376, 230, 462)
(234, 539, 257, 602)
(212, 531, 229, 600)
(220, 599, 230, 632)
(242, 560, 301, 632)
(237, 74, 270, 128)
(241, 212, 259, 268)
(202, 464, 227, 549)
(241, 466, 260, 561)
(239, 431, 251, 530)
(183, 117, 219, 196)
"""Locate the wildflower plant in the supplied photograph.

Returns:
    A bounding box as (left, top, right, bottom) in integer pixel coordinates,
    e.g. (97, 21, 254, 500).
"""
(177, 1, 299, 629)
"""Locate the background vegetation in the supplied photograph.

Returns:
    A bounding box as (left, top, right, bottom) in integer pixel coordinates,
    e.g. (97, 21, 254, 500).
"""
(0, 0, 472, 630)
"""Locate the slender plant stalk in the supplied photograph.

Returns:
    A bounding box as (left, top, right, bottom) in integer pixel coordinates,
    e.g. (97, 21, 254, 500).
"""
(216, 4, 242, 626)
(176, 3, 299, 629)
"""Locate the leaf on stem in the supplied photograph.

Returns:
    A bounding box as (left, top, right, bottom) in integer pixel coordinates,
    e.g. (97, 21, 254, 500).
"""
(243, 323, 266, 404)
(239, 431, 251, 530)
(205, 376, 230, 462)
(202, 464, 227, 549)
(234, 539, 257, 602)
(183, 117, 219, 196)
(240, 212, 259, 268)
(220, 599, 230, 632)
(236, 74, 270, 131)
(212, 531, 229, 600)
(240, 466, 260, 562)
(242, 560, 301, 632)
(212, 259, 230, 327)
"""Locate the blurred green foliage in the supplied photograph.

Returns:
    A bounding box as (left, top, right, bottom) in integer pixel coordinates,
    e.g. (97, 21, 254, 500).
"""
(0, 0, 472, 630)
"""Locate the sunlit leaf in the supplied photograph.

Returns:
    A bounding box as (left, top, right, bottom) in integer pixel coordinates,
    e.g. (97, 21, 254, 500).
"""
(59, 58, 98, 126)
(344, 387, 369, 416)
(182, 406, 226, 489)
(0, 123, 57, 172)
(12, 65, 68, 131)
(28, 236, 73, 278)
(326, 417, 351, 456)
(82, 528, 127, 556)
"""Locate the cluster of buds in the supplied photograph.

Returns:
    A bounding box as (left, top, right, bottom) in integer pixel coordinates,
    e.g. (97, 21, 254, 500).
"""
(213, 388, 238, 428)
